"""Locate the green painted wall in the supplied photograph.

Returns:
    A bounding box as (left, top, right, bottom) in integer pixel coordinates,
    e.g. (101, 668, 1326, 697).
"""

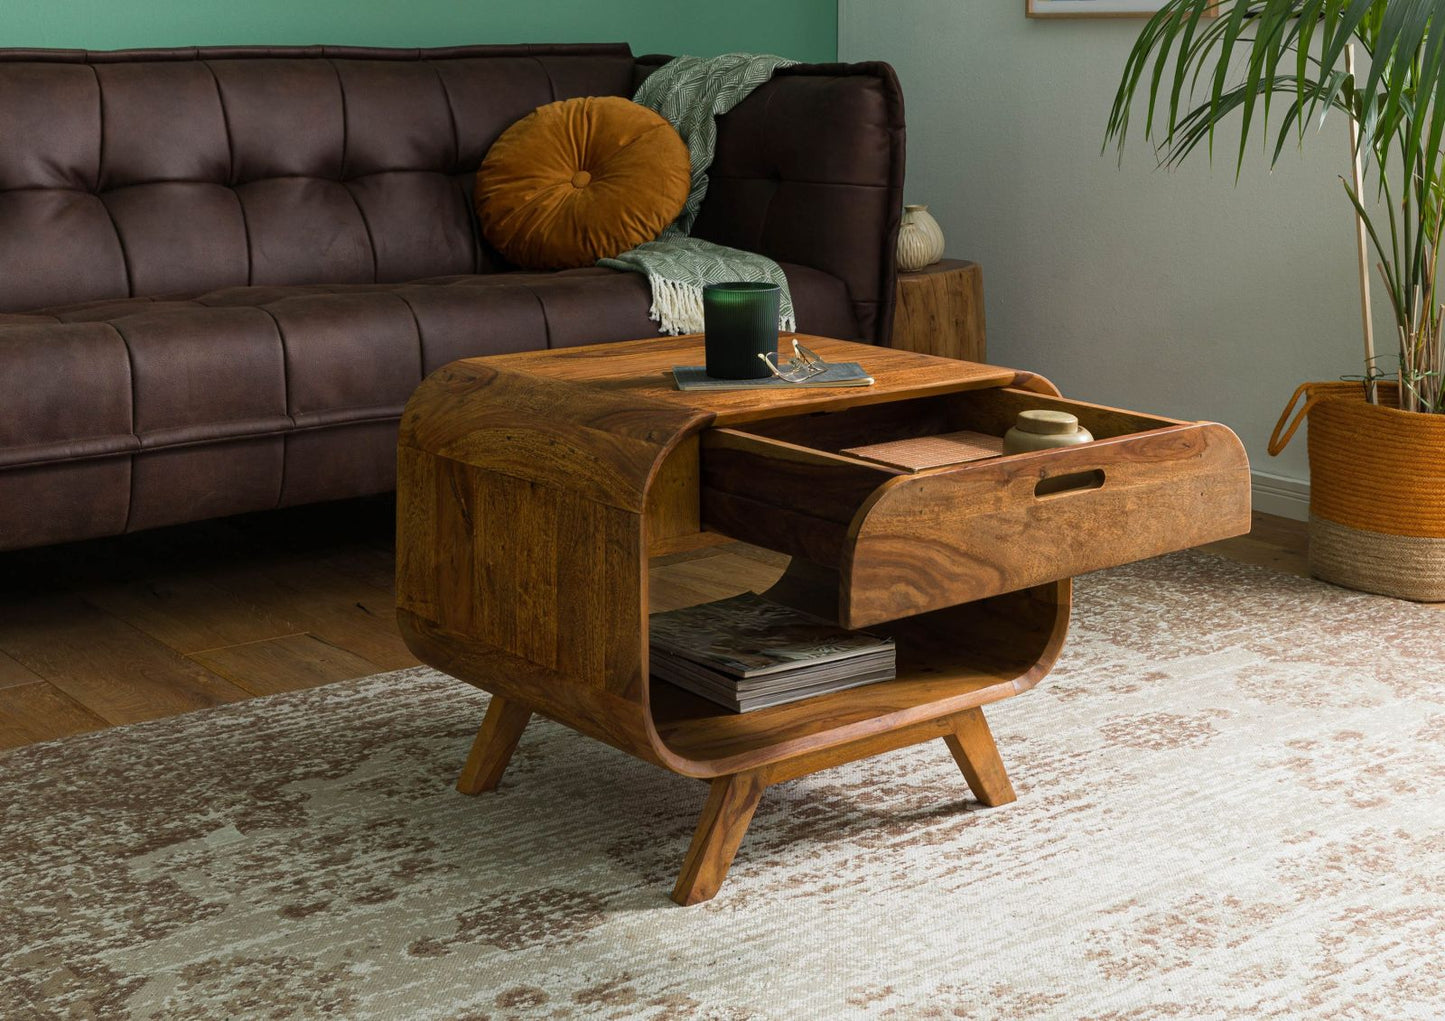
(1, 1, 837, 63)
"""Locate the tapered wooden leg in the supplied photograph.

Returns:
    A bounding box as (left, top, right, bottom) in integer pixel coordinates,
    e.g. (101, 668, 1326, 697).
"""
(456, 695, 532, 795)
(943, 707, 1016, 807)
(671, 770, 767, 906)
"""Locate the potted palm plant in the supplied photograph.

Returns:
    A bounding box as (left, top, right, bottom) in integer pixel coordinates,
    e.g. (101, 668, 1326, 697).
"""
(1107, 0, 1445, 601)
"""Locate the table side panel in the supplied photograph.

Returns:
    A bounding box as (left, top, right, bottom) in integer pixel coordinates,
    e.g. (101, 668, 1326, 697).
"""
(396, 358, 712, 766)
(397, 450, 644, 692)
(398, 608, 662, 768)
(400, 360, 710, 514)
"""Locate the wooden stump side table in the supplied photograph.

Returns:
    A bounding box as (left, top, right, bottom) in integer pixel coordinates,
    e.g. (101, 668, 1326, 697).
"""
(395, 335, 1251, 905)
(889, 258, 987, 362)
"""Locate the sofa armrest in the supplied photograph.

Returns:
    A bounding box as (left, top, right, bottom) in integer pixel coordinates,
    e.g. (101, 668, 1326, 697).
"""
(637, 58, 906, 344)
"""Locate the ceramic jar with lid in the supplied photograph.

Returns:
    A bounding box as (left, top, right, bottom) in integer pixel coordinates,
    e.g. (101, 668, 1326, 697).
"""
(1003, 409, 1094, 454)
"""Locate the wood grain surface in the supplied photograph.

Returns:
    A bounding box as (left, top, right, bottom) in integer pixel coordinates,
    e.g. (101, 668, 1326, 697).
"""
(400, 363, 707, 514)
(888, 259, 987, 362)
(944, 707, 1017, 807)
(0, 682, 107, 747)
(456, 695, 533, 795)
(691, 386, 1248, 627)
(478, 334, 1015, 425)
(0, 597, 251, 724)
(190, 634, 380, 697)
(0, 650, 42, 689)
(671, 770, 767, 906)
(843, 423, 1251, 626)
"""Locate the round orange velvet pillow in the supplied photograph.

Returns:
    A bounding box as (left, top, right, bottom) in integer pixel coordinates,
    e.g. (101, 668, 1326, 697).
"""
(475, 96, 690, 270)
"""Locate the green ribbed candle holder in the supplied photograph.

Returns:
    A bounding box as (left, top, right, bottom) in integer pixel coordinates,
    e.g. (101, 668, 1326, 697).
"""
(703, 281, 780, 379)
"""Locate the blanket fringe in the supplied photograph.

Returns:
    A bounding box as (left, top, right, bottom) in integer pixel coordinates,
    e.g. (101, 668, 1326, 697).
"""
(647, 274, 797, 337)
(647, 275, 706, 336)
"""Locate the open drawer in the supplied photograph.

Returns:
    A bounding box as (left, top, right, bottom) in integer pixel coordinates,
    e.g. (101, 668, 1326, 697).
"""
(699, 386, 1251, 627)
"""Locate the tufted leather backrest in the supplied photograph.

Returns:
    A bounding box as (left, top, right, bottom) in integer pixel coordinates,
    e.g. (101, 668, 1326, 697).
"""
(0, 44, 636, 312)
(692, 62, 905, 344)
(633, 56, 906, 344)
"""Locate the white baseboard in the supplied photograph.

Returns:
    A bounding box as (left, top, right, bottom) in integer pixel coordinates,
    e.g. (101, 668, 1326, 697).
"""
(1252, 471, 1309, 521)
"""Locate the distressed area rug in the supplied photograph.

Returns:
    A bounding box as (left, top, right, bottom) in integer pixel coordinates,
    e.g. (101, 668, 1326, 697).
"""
(3, 551, 1444, 1020)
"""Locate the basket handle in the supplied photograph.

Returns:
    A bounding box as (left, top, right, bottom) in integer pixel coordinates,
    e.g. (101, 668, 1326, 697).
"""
(1267, 382, 1362, 456)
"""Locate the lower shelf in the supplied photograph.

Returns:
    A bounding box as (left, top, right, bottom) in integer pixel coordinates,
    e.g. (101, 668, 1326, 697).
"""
(647, 581, 1069, 772)
(651, 672, 1015, 764)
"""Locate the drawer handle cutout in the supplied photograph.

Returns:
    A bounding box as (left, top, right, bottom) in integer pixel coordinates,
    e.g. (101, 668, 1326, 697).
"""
(1035, 469, 1105, 498)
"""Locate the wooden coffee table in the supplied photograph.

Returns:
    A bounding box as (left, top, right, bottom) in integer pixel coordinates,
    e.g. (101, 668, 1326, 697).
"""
(395, 335, 1250, 904)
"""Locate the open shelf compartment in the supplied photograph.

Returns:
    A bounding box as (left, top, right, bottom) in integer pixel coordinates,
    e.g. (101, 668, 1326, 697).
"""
(644, 556, 1069, 773)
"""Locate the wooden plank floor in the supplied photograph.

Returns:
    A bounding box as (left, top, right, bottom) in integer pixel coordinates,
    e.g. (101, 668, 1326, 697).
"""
(0, 500, 1309, 752)
(0, 497, 409, 750)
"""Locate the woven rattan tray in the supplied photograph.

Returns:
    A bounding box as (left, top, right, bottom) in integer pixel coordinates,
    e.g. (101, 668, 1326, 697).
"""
(841, 430, 1005, 472)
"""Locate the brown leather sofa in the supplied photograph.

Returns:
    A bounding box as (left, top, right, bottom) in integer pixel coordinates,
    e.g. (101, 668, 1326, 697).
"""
(0, 44, 905, 552)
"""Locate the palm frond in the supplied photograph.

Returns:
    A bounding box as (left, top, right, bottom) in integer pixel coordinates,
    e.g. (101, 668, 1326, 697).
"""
(1107, 0, 1445, 411)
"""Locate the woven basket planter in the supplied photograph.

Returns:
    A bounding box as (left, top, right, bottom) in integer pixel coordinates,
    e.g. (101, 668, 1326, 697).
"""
(1272, 381, 1445, 602)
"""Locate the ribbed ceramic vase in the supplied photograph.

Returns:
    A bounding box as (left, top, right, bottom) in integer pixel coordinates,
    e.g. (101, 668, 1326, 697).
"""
(896, 204, 945, 271)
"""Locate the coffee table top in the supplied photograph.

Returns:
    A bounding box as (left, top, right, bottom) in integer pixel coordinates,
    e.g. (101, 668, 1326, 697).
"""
(477, 334, 1019, 426)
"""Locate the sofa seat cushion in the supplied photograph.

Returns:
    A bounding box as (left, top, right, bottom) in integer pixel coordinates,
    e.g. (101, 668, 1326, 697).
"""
(0, 262, 856, 471)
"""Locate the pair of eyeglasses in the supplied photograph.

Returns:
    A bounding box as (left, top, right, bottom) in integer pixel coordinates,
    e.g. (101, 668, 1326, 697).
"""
(759, 338, 828, 382)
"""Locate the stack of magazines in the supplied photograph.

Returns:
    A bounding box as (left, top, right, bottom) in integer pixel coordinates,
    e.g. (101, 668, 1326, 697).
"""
(648, 592, 896, 712)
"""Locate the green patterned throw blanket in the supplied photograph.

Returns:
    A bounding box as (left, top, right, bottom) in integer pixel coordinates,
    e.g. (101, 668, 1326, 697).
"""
(599, 53, 797, 335)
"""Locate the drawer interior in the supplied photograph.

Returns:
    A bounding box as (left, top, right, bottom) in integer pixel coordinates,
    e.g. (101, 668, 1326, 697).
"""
(699, 387, 1185, 568)
(699, 386, 1250, 625)
(730, 386, 1180, 453)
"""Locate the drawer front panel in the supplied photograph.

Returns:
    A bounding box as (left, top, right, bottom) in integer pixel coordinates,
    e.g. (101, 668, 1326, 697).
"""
(841, 423, 1250, 627)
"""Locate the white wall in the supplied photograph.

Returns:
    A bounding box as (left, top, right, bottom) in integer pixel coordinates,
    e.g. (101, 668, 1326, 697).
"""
(841, 0, 1386, 509)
